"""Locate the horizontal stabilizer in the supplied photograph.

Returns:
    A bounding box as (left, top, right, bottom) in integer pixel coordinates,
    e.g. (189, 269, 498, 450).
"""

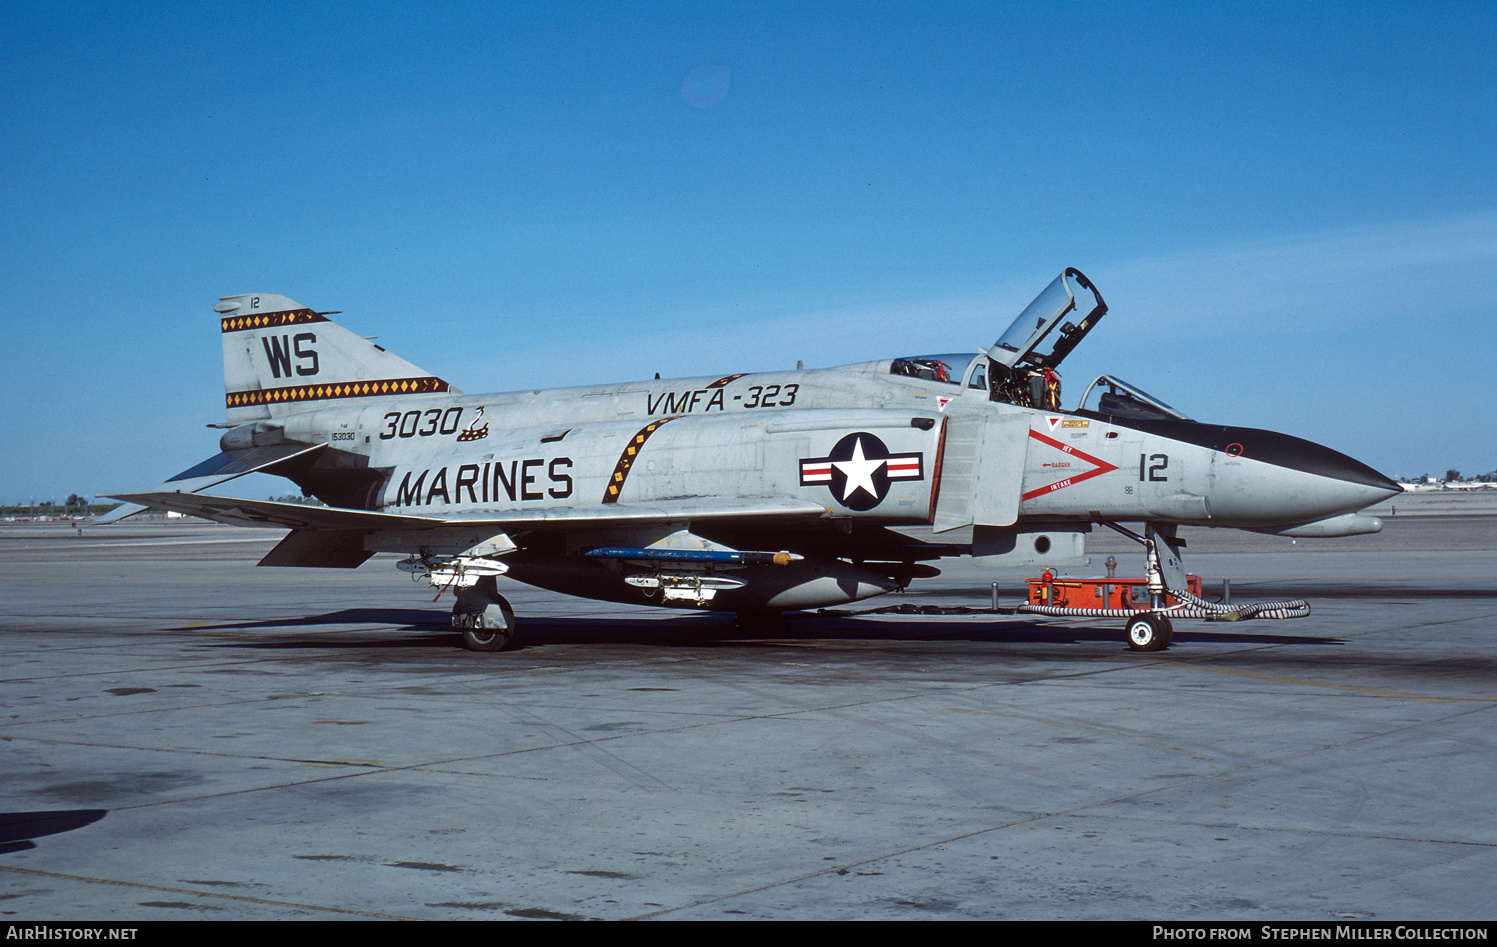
(166, 444, 324, 483)
(102, 492, 446, 531)
(92, 502, 149, 526)
(96, 444, 327, 524)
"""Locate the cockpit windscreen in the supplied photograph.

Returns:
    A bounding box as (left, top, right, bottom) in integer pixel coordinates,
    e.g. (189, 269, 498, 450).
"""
(1077, 374, 1192, 421)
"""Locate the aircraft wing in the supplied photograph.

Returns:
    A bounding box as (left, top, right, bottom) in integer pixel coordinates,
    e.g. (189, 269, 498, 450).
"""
(442, 496, 832, 528)
(103, 491, 831, 533)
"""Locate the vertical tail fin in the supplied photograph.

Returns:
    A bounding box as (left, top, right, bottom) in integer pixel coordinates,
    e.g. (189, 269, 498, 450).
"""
(216, 293, 460, 424)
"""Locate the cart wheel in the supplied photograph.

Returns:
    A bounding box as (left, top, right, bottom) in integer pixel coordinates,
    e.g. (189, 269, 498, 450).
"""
(1125, 614, 1173, 652)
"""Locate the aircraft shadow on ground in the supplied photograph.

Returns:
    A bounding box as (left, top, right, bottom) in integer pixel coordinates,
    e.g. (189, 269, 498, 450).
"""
(0, 809, 107, 856)
(198, 607, 1343, 652)
(192, 608, 443, 631)
(942, 582, 1497, 602)
(1214, 583, 1497, 601)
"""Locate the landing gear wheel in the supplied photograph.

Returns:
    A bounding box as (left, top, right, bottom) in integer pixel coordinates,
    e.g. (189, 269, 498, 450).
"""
(454, 592, 517, 652)
(1124, 613, 1173, 652)
(462, 621, 514, 652)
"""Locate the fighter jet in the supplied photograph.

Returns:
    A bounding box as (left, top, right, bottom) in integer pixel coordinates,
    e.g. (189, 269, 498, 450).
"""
(105, 268, 1400, 652)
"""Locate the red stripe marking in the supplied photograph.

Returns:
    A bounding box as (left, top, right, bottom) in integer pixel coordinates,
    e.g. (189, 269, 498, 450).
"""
(927, 416, 947, 525)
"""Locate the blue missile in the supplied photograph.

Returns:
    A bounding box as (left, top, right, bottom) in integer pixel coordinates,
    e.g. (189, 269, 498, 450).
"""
(584, 547, 798, 565)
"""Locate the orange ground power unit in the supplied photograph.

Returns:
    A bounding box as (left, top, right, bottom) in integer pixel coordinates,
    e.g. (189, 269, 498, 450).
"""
(1027, 574, 1203, 609)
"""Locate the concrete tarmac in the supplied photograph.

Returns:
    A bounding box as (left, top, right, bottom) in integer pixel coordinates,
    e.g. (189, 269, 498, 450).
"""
(1, 509, 1494, 921)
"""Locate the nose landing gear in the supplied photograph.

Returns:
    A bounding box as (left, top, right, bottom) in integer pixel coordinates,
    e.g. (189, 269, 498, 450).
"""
(1019, 521, 1309, 651)
(1125, 613, 1173, 652)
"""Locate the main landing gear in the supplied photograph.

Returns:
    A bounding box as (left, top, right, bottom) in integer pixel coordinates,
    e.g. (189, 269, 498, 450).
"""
(400, 555, 519, 652)
(452, 576, 517, 652)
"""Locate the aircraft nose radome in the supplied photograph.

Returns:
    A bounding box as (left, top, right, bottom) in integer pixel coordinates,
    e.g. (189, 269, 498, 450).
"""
(1151, 420, 1399, 501)
(1317, 470, 1401, 515)
(1325, 460, 1400, 505)
(1183, 423, 1401, 527)
(1231, 429, 1400, 524)
(1248, 434, 1401, 503)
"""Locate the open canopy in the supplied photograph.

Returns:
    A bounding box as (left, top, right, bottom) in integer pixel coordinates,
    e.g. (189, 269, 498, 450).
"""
(988, 267, 1107, 372)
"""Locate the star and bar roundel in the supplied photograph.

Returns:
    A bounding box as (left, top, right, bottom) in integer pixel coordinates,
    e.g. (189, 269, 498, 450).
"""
(800, 432, 924, 511)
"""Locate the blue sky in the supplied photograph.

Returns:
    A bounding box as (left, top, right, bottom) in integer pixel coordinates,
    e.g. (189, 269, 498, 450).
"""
(2, 1, 1494, 504)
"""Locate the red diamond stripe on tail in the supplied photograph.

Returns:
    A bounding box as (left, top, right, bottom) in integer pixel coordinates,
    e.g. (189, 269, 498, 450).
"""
(225, 376, 450, 408)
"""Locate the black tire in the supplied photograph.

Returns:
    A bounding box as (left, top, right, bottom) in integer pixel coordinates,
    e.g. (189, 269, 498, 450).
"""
(1124, 613, 1173, 652)
(462, 624, 514, 652)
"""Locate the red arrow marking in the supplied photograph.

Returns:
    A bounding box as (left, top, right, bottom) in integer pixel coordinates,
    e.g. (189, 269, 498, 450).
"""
(1021, 428, 1120, 501)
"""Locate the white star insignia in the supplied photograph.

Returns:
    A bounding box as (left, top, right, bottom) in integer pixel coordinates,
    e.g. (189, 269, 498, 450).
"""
(833, 436, 885, 501)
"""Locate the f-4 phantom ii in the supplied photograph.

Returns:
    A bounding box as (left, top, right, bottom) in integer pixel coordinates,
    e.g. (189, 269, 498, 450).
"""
(106, 268, 1400, 652)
